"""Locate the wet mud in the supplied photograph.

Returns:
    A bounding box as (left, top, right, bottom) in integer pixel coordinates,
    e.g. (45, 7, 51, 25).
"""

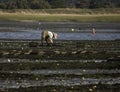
(0, 21, 120, 30)
(0, 20, 120, 91)
(0, 40, 120, 92)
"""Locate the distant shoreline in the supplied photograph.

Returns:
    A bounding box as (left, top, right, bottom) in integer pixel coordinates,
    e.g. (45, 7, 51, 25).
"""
(0, 9, 120, 22)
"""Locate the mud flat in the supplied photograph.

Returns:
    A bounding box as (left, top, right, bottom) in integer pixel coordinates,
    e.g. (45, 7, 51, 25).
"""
(0, 40, 120, 92)
(0, 20, 120, 30)
(0, 40, 120, 59)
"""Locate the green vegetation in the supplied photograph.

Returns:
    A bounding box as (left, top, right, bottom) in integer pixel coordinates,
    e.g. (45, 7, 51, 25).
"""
(0, 13, 120, 22)
(0, 8, 120, 22)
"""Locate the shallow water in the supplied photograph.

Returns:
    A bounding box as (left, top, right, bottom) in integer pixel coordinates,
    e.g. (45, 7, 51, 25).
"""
(0, 28, 120, 40)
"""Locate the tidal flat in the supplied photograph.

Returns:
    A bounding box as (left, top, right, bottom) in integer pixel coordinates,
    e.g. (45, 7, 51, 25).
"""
(0, 21, 120, 92)
(0, 40, 120, 92)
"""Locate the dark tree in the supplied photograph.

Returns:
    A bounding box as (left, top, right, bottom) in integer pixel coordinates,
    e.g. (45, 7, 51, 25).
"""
(89, 0, 98, 8)
(76, 0, 90, 8)
(0, 0, 120, 9)
(0, 2, 6, 9)
(49, 0, 67, 8)
(30, 0, 51, 9)
(16, 0, 29, 9)
(7, 0, 18, 9)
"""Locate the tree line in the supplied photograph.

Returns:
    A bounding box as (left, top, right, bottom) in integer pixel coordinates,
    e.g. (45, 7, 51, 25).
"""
(0, 0, 120, 9)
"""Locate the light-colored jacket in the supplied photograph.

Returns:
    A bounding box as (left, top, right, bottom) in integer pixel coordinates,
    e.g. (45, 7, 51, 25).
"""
(41, 31, 57, 45)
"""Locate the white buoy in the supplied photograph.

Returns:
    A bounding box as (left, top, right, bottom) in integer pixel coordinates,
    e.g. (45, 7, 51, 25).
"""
(71, 28, 75, 32)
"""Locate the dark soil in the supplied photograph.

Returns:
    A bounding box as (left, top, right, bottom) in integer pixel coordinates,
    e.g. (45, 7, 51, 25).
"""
(0, 40, 120, 92)
(0, 20, 120, 91)
(0, 40, 120, 60)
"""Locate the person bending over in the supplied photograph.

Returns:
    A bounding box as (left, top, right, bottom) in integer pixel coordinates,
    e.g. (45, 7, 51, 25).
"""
(41, 31, 57, 46)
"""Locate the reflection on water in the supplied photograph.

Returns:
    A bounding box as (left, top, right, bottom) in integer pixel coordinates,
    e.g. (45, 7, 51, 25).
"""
(0, 29, 120, 40)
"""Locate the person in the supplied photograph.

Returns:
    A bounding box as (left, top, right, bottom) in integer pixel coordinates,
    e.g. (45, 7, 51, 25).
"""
(41, 30, 57, 46)
(92, 27, 96, 35)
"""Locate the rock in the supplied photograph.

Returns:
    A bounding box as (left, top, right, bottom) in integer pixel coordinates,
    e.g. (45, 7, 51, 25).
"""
(14, 51, 22, 56)
(30, 51, 38, 55)
(89, 88, 93, 92)
(71, 51, 77, 54)
(93, 85, 97, 89)
(29, 42, 39, 47)
(54, 51, 60, 54)
(39, 51, 45, 55)
(7, 59, 11, 62)
(82, 77, 85, 80)
(57, 63, 60, 66)
(24, 50, 32, 55)
(61, 52, 67, 54)
(91, 51, 97, 54)
(117, 56, 120, 58)
(2, 51, 9, 56)
(81, 50, 87, 54)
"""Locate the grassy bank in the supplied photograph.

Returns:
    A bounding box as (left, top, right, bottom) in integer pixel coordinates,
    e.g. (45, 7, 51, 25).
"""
(0, 9, 120, 22)
(0, 13, 120, 22)
(1, 8, 120, 14)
